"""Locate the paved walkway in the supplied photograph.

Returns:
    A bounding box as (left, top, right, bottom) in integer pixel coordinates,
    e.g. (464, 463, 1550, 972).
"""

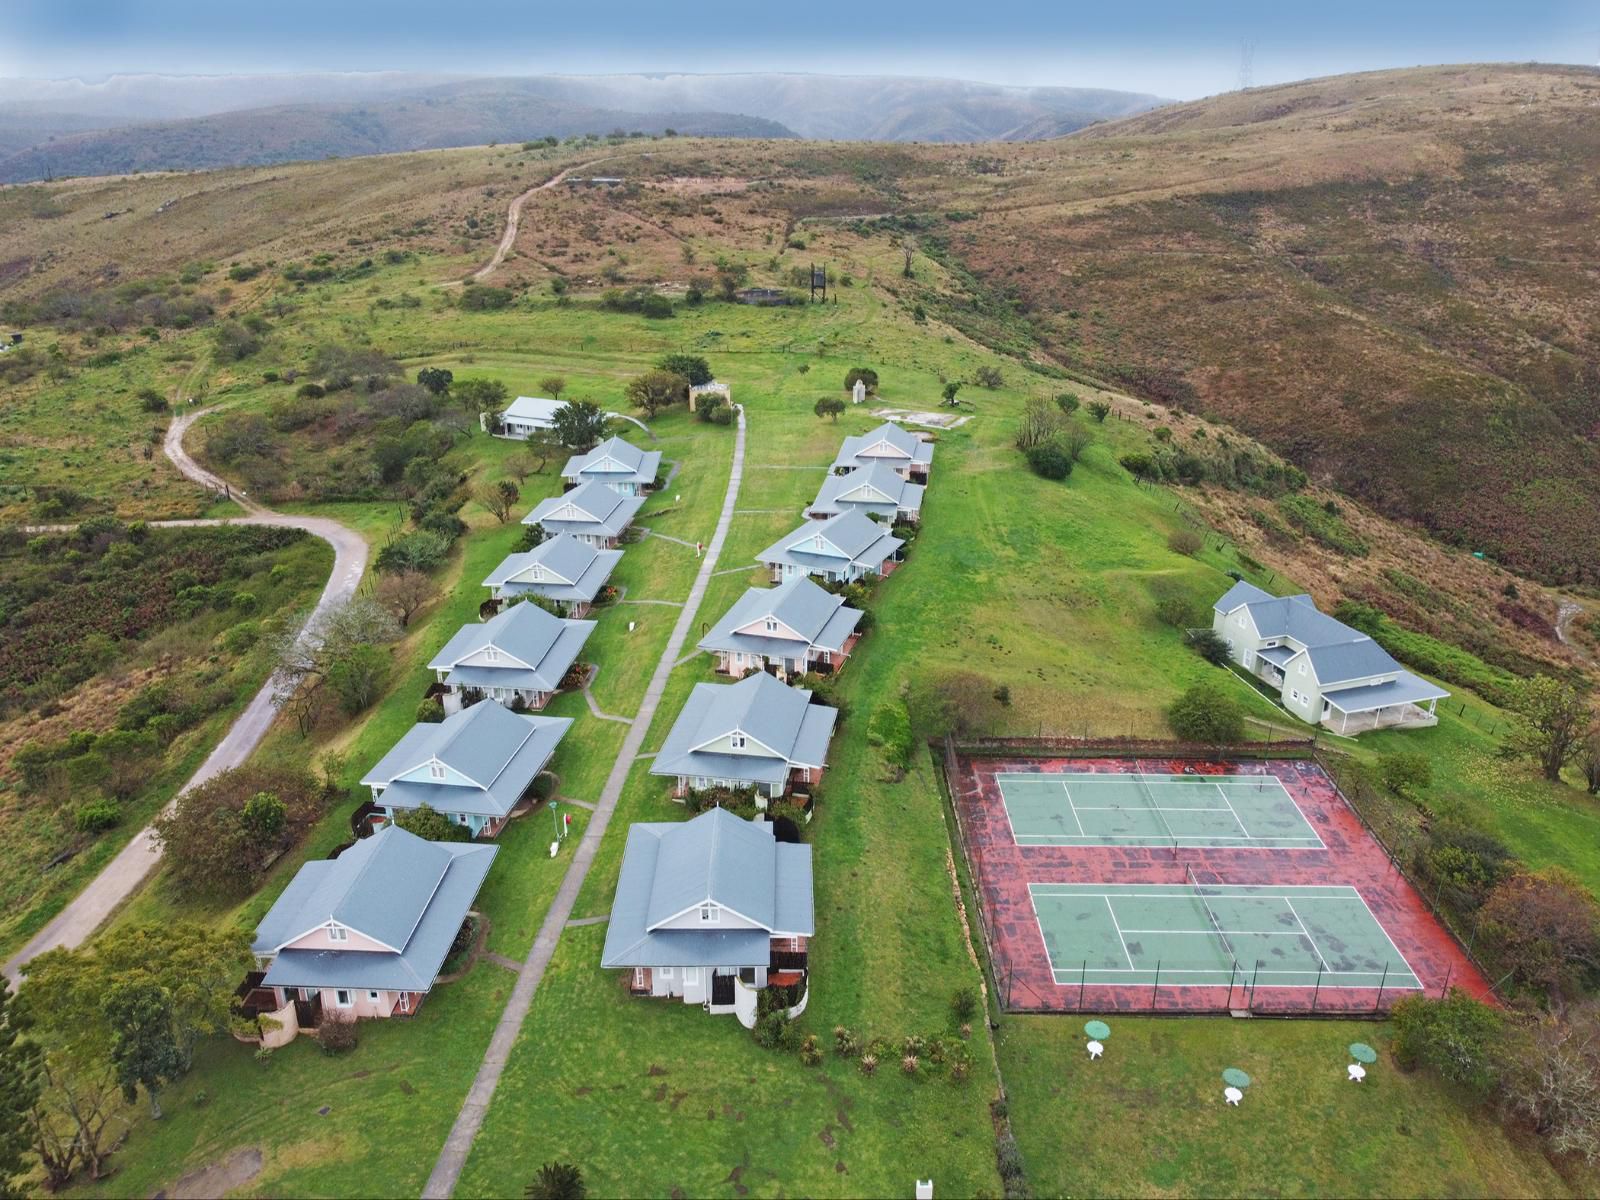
(3, 405, 368, 984)
(422, 406, 747, 1199)
(564, 913, 610, 928)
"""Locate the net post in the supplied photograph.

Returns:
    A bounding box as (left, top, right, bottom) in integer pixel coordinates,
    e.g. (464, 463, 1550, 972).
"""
(1373, 962, 1389, 1014)
(1151, 959, 1161, 1010)
(1079, 960, 1087, 1012)
(1248, 960, 1260, 1010)
(1227, 960, 1238, 1010)
(1312, 959, 1324, 1012)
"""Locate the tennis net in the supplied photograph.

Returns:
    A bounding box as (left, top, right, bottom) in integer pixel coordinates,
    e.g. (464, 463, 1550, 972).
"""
(1135, 771, 1181, 858)
(1186, 863, 1241, 974)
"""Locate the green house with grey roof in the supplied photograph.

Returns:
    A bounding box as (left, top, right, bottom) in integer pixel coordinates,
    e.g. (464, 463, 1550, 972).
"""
(1212, 580, 1448, 735)
(601, 807, 813, 1027)
(428, 599, 594, 711)
(697, 575, 862, 681)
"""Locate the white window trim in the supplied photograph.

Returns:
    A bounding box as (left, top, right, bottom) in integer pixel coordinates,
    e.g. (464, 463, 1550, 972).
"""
(683, 967, 701, 987)
(368, 990, 380, 1002)
(334, 989, 352, 1008)
(429, 761, 446, 780)
(730, 732, 747, 750)
(700, 903, 719, 924)
(659, 966, 674, 980)
(328, 925, 348, 943)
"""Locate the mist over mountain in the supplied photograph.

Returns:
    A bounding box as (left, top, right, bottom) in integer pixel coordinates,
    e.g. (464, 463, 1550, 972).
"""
(0, 71, 1169, 183)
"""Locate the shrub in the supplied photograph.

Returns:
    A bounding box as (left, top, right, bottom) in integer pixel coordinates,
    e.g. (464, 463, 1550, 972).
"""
(1120, 451, 1158, 479)
(1499, 1004, 1600, 1165)
(833, 1025, 861, 1057)
(526, 1161, 586, 1200)
(317, 1019, 359, 1056)
(1087, 400, 1111, 422)
(1168, 528, 1204, 556)
(844, 367, 879, 394)
(754, 1010, 793, 1051)
(901, 1054, 919, 1075)
(799, 1035, 823, 1067)
(459, 285, 513, 311)
(640, 293, 674, 319)
(1167, 681, 1244, 744)
(867, 700, 915, 768)
(973, 365, 1005, 389)
(1278, 494, 1368, 556)
(996, 1131, 1027, 1188)
(416, 697, 446, 723)
(655, 353, 713, 386)
(1026, 441, 1072, 480)
(395, 803, 473, 843)
(1391, 989, 1503, 1092)
(951, 987, 979, 1024)
(859, 1053, 878, 1076)
(152, 765, 324, 897)
(137, 388, 168, 413)
(907, 670, 1005, 738)
(1378, 751, 1433, 797)
(1418, 822, 1516, 915)
(1480, 868, 1600, 999)
(75, 798, 121, 833)
(1187, 629, 1233, 666)
(1055, 392, 1081, 414)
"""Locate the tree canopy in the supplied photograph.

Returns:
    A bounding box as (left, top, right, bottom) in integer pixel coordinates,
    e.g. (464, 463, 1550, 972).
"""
(152, 766, 326, 896)
(552, 399, 610, 450)
(656, 353, 713, 387)
(625, 369, 689, 418)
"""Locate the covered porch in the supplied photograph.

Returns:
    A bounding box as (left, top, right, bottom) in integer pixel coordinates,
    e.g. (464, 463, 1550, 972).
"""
(1321, 673, 1448, 736)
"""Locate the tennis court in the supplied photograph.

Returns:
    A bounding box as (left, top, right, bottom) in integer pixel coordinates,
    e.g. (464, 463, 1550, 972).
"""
(998, 770, 1323, 850)
(1030, 881, 1423, 992)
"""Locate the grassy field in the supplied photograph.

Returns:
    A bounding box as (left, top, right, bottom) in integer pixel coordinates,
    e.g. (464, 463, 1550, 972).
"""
(15, 186, 1600, 1198)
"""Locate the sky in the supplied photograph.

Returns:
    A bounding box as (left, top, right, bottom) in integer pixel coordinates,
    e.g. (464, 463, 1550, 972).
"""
(1, 0, 1595, 99)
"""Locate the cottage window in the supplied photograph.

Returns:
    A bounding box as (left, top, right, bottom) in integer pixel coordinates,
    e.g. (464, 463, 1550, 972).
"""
(335, 990, 352, 1008)
(368, 990, 380, 1002)
(485, 646, 499, 662)
(684, 967, 701, 987)
(328, 925, 348, 943)
(730, 732, 747, 750)
(659, 967, 674, 980)
(529, 565, 543, 580)
(429, 761, 446, 780)
(700, 903, 719, 924)
(813, 535, 824, 550)
(765, 617, 778, 633)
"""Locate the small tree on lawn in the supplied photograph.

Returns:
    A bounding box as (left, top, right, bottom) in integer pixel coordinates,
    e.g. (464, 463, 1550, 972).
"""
(452, 377, 510, 427)
(1390, 989, 1503, 1093)
(526, 1161, 586, 1199)
(1480, 867, 1600, 1001)
(941, 380, 962, 407)
(626, 369, 690, 418)
(416, 367, 453, 396)
(475, 479, 520, 523)
(103, 981, 182, 1119)
(538, 375, 567, 401)
(814, 397, 846, 423)
(1015, 397, 1063, 452)
(655, 354, 712, 387)
(1499, 1001, 1600, 1164)
(844, 367, 879, 395)
(1167, 681, 1244, 744)
(907, 670, 1005, 738)
(551, 399, 609, 450)
(326, 644, 389, 716)
(1087, 400, 1111, 422)
(375, 568, 433, 628)
(1504, 675, 1591, 782)
(504, 451, 537, 483)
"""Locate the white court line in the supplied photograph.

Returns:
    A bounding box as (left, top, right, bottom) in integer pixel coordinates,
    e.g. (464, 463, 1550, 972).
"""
(1213, 782, 1254, 840)
(1282, 897, 1334, 973)
(1343, 889, 1424, 986)
(1118, 929, 1311, 936)
(1061, 782, 1088, 837)
(1104, 897, 1136, 970)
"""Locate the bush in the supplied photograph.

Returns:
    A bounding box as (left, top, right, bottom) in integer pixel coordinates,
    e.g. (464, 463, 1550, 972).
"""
(1087, 400, 1111, 422)
(1168, 528, 1204, 556)
(799, 1034, 823, 1067)
(416, 697, 445, 723)
(1278, 494, 1368, 556)
(1026, 441, 1072, 480)
(859, 1052, 879, 1076)
(656, 353, 712, 386)
(1416, 822, 1515, 914)
(75, 798, 121, 833)
(973, 365, 1005, 389)
(1391, 989, 1503, 1093)
(834, 1026, 861, 1057)
(1480, 868, 1600, 999)
(867, 700, 915, 768)
(395, 803, 473, 843)
(1055, 392, 1081, 414)
(137, 388, 168, 413)
(753, 1010, 794, 1051)
(1167, 681, 1244, 744)
(317, 1019, 359, 1056)
(907, 670, 1005, 738)
(152, 765, 324, 897)
(459, 285, 513, 311)
(951, 987, 979, 1024)
(1378, 751, 1433, 797)
(1499, 1004, 1600, 1165)
(640, 293, 674, 319)
(844, 367, 879, 394)
(1187, 629, 1233, 666)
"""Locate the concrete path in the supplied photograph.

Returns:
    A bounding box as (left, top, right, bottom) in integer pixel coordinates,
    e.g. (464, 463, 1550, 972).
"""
(564, 913, 610, 929)
(639, 527, 700, 551)
(619, 597, 684, 608)
(422, 406, 746, 1199)
(3, 405, 368, 984)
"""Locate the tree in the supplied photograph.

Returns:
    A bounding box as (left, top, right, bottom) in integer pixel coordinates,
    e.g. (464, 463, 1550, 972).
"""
(655, 354, 713, 387)
(941, 380, 962, 407)
(153, 767, 325, 896)
(1026, 441, 1072, 480)
(475, 478, 521, 523)
(416, 366, 453, 395)
(844, 367, 879, 394)
(1584, 726, 1600, 795)
(814, 397, 846, 423)
(326, 644, 389, 716)
(1057, 422, 1093, 463)
(375, 568, 434, 628)
(1087, 400, 1112, 422)
(551, 399, 609, 450)
(526, 1161, 586, 1199)
(1187, 629, 1233, 666)
(1167, 681, 1244, 744)
(1168, 528, 1204, 556)
(1391, 989, 1504, 1093)
(103, 981, 182, 1119)
(1378, 751, 1433, 797)
(1505, 675, 1591, 782)
(1055, 391, 1081, 415)
(1499, 1002, 1600, 1164)
(901, 238, 916, 278)
(375, 529, 453, 575)
(1015, 397, 1063, 452)
(538, 375, 567, 401)
(1480, 868, 1600, 999)
(0, 979, 41, 1200)
(453, 377, 510, 424)
(625, 369, 689, 418)
(713, 259, 749, 300)
(504, 451, 537, 483)
(973, 365, 1005, 389)
(272, 596, 402, 730)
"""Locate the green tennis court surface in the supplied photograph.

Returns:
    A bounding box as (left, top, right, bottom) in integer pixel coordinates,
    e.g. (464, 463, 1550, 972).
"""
(998, 771, 1323, 849)
(1030, 882, 1422, 990)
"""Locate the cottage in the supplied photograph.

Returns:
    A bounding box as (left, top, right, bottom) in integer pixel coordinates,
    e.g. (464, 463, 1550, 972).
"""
(428, 600, 594, 712)
(482, 533, 622, 616)
(361, 700, 571, 837)
(806, 462, 924, 523)
(601, 807, 813, 1028)
(559, 435, 662, 497)
(755, 511, 904, 585)
(1212, 581, 1449, 735)
(698, 576, 862, 680)
(492, 396, 567, 439)
(830, 420, 933, 482)
(523, 479, 645, 547)
(248, 825, 496, 1030)
(652, 671, 837, 800)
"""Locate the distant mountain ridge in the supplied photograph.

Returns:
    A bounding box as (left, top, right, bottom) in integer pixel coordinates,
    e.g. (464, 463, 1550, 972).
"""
(0, 71, 1169, 182)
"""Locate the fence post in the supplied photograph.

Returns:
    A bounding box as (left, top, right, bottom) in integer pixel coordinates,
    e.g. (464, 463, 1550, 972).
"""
(1439, 963, 1453, 1000)
(1079, 959, 1087, 1012)
(1152, 960, 1161, 1010)
(1227, 960, 1238, 1010)
(1311, 960, 1324, 1013)
(1373, 962, 1389, 1014)
(1248, 961, 1260, 1010)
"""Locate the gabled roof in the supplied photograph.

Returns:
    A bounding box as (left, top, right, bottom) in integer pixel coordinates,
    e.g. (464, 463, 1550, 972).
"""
(1321, 671, 1451, 713)
(482, 534, 622, 602)
(523, 480, 645, 536)
(754, 511, 905, 572)
(831, 421, 934, 471)
(600, 809, 815, 969)
(254, 825, 497, 992)
(361, 701, 572, 817)
(809, 463, 924, 518)
(504, 396, 567, 423)
(560, 436, 660, 485)
(651, 673, 839, 786)
(697, 576, 862, 658)
(428, 601, 594, 692)
(1300, 639, 1402, 686)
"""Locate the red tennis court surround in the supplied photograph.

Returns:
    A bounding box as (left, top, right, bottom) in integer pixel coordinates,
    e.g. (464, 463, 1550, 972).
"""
(949, 753, 1492, 1014)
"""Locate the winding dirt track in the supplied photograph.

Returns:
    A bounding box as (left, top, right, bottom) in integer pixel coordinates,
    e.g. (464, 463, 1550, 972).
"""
(465, 156, 616, 284)
(2, 407, 368, 982)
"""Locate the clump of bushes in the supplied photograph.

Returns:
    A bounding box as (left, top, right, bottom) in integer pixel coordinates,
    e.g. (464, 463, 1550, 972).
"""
(1166, 681, 1244, 744)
